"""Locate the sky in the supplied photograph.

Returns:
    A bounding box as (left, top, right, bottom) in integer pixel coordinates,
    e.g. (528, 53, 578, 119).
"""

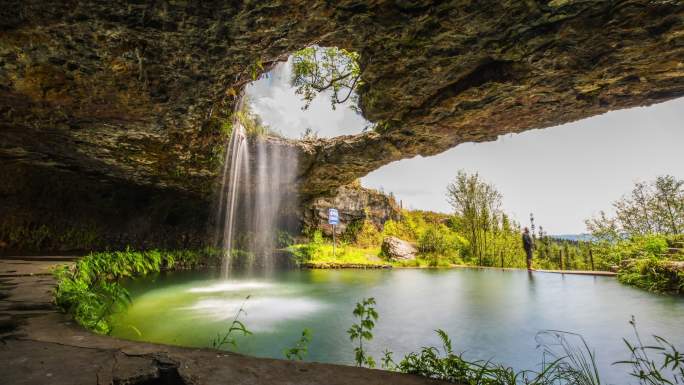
(246, 58, 684, 234)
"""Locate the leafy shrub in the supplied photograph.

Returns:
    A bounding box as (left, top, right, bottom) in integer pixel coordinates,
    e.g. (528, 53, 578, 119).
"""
(355, 220, 382, 248)
(53, 248, 217, 334)
(635, 234, 669, 256)
(382, 219, 416, 241)
(276, 230, 295, 248)
(417, 224, 467, 261)
(618, 258, 684, 294)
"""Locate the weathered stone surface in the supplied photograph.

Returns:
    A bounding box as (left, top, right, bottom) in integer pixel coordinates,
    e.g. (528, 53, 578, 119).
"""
(303, 184, 400, 236)
(382, 236, 418, 261)
(0, 162, 210, 255)
(0, 1, 683, 250)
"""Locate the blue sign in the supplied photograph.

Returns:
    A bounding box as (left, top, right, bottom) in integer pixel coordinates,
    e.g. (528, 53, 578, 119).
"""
(328, 208, 339, 225)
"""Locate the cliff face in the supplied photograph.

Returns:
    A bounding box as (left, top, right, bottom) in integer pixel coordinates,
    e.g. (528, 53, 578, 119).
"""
(302, 184, 401, 236)
(0, 162, 209, 255)
(1, 1, 682, 251)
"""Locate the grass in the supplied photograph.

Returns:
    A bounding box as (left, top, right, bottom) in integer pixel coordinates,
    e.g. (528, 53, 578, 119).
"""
(617, 258, 684, 294)
(53, 248, 220, 334)
(289, 239, 470, 269)
(288, 243, 386, 267)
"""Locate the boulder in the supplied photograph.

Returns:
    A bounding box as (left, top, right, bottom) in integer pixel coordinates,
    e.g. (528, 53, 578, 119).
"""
(381, 236, 417, 261)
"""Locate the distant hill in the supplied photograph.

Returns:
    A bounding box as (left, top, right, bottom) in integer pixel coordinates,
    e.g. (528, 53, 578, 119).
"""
(550, 234, 595, 242)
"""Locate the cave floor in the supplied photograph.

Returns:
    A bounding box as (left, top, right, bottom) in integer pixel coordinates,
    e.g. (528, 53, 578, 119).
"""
(0, 256, 448, 385)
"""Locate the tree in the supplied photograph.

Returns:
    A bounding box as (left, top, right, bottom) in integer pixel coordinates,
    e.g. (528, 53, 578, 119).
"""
(585, 211, 620, 242)
(653, 175, 684, 234)
(446, 171, 502, 265)
(290, 46, 361, 111)
(586, 175, 684, 238)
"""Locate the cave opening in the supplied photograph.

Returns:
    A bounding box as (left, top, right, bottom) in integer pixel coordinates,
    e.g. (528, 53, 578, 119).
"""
(242, 45, 371, 140)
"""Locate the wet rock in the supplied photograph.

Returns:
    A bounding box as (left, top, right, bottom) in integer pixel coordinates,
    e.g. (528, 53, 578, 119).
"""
(381, 236, 417, 261)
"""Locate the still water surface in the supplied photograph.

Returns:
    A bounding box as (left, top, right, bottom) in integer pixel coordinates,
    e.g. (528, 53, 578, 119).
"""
(111, 268, 684, 384)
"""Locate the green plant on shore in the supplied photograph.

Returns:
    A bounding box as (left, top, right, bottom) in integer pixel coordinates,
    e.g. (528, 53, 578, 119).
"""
(212, 295, 252, 350)
(347, 297, 378, 368)
(53, 248, 220, 334)
(284, 328, 313, 361)
(360, 298, 682, 385)
(618, 257, 684, 294)
(615, 317, 684, 385)
(393, 328, 604, 385)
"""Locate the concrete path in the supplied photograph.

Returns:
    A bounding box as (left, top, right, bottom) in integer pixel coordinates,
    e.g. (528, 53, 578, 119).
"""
(0, 256, 450, 385)
(534, 269, 617, 276)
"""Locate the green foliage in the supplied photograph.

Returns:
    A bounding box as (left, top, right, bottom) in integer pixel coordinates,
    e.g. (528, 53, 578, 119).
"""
(347, 297, 378, 368)
(446, 170, 506, 265)
(288, 230, 324, 264)
(382, 208, 519, 267)
(618, 258, 684, 294)
(615, 317, 684, 385)
(354, 220, 382, 248)
(284, 328, 313, 361)
(417, 224, 467, 258)
(276, 230, 295, 248)
(236, 101, 274, 138)
(249, 58, 264, 81)
(287, 242, 383, 267)
(53, 248, 219, 334)
(0, 221, 102, 253)
(381, 219, 415, 241)
(220, 119, 233, 138)
(355, 300, 682, 385)
(586, 175, 684, 237)
(291, 46, 361, 111)
(212, 295, 252, 350)
(573, 232, 684, 293)
(639, 235, 669, 255)
(392, 328, 607, 385)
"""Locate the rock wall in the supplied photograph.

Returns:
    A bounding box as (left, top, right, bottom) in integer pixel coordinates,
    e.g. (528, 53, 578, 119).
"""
(302, 184, 400, 236)
(1, 1, 682, 252)
(0, 163, 210, 255)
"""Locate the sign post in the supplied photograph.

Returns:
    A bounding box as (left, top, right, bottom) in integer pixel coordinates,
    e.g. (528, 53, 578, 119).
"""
(328, 208, 339, 258)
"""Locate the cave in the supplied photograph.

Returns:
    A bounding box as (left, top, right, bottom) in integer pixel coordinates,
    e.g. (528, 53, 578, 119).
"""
(2, 0, 682, 254)
(1, 1, 683, 384)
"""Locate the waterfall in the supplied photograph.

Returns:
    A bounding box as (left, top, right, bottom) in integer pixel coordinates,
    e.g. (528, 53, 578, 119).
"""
(214, 106, 251, 277)
(214, 99, 299, 277)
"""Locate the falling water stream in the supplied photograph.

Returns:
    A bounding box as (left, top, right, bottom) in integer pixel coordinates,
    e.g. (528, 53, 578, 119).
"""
(213, 97, 298, 276)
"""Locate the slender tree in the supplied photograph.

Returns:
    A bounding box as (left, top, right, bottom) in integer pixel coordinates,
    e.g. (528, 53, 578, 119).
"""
(586, 175, 684, 238)
(446, 171, 502, 264)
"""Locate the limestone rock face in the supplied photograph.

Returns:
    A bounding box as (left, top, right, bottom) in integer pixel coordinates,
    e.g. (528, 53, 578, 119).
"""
(1, 1, 683, 251)
(381, 236, 417, 261)
(303, 184, 400, 236)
